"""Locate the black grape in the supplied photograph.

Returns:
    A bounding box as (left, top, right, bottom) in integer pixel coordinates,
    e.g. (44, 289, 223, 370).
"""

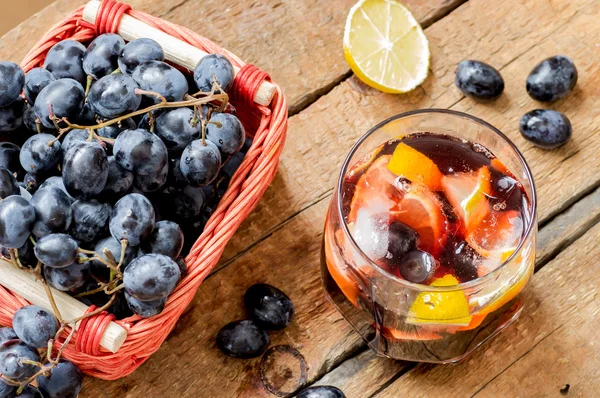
(113, 128, 168, 175)
(12, 305, 59, 348)
(19, 133, 61, 173)
(205, 112, 245, 158)
(0, 340, 40, 380)
(100, 156, 133, 199)
(69, 199, 111, 243)
(33, 78, 85, 129)
(61, 129, 89, 155)
(123, 253, 180, 301)
(97, 117, 135, 140)
(90, 236, 137, 281)
(0, 97, 24, 132)
(118, 38, 164, 75)
(0, 62, 25, 107)
(124, 291, 166, 318)
(131, 60, 188, 103)
(24, 67, 55, 105)
(0, 196, 35, 248)
(34, 233, 79, 268)
(180, 139, 221, 187)
(139, 220, 184, 260)
(62, 141, 108, 199)
(155, 108, 201, 153)
(88, 74, 141, 119)
(109, 193, 155, 245)
(83, 33, 125, 79)
(44, 260, 89, 292)
(193, 54, 234, 93)
(37, 360, 82, 398)
(0, 167, 19, 198)
(133, 163, 168, 193)
(43, 40, 87, 85)
(30, 187, 72, 238)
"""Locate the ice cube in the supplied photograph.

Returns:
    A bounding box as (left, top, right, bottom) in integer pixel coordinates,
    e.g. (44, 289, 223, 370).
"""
(353, 202, 390, 261)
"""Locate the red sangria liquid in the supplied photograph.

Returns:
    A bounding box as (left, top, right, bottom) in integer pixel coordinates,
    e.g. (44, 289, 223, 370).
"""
(322, 130, 535, 363)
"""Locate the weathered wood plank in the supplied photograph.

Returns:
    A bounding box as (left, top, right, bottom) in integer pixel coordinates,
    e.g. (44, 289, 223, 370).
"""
(218, 0, 599, 266)
(297, 187, 600, 397)
(374, 221, 600, 398)
(164, 0, 466, 114)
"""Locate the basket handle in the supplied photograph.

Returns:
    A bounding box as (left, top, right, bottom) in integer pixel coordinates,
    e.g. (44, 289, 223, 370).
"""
(82, 0, 277, 106)
(0, 260, 127, 353)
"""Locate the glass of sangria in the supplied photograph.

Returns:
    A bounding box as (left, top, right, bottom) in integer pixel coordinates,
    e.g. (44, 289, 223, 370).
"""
(321, 109, 537, 363)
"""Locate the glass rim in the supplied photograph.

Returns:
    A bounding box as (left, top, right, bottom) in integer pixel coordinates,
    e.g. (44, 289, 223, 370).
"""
(336, 108, 538, 292)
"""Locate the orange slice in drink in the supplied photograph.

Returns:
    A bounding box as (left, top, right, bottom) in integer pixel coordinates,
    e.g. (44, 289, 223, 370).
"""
(467, 210, 524, 276)
(390, 185, 448, 256)
(324, 223, 361, 306)
(381, 326, 442, 341)
(441, 166, 492, 233)
(387, 143, 443, 191)
(348, 155, 398, 223)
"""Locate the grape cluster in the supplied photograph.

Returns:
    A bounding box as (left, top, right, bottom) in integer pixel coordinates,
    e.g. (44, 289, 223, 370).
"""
(0, 34, 248, 396)
(0, 309, 82, 398)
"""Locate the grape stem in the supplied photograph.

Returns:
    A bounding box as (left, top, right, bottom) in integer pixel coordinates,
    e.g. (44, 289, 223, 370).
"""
(46, 82, 229, 147)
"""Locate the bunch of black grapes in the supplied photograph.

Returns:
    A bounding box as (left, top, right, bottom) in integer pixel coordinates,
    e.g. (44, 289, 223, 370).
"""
(0, 34, 249, 397)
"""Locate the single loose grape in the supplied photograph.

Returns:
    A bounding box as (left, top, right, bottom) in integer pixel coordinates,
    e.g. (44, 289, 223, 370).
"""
(455, 60, 504, 100)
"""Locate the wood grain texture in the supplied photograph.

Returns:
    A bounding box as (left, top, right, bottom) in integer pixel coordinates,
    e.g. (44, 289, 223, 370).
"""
(217, 0, 600, 267)
(374, 221, 600, 398)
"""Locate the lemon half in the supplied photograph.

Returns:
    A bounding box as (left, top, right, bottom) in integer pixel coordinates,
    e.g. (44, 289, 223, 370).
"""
(343, 0, 430, 93)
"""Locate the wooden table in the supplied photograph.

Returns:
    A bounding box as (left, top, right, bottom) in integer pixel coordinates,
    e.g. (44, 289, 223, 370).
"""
(3, 0, 600, 396)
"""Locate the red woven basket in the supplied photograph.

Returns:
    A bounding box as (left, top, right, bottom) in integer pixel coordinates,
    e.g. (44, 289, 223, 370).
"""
(0, 0, 287, 380)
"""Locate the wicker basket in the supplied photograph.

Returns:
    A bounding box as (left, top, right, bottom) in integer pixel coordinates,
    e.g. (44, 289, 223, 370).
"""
(0, 0, 287, 380)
